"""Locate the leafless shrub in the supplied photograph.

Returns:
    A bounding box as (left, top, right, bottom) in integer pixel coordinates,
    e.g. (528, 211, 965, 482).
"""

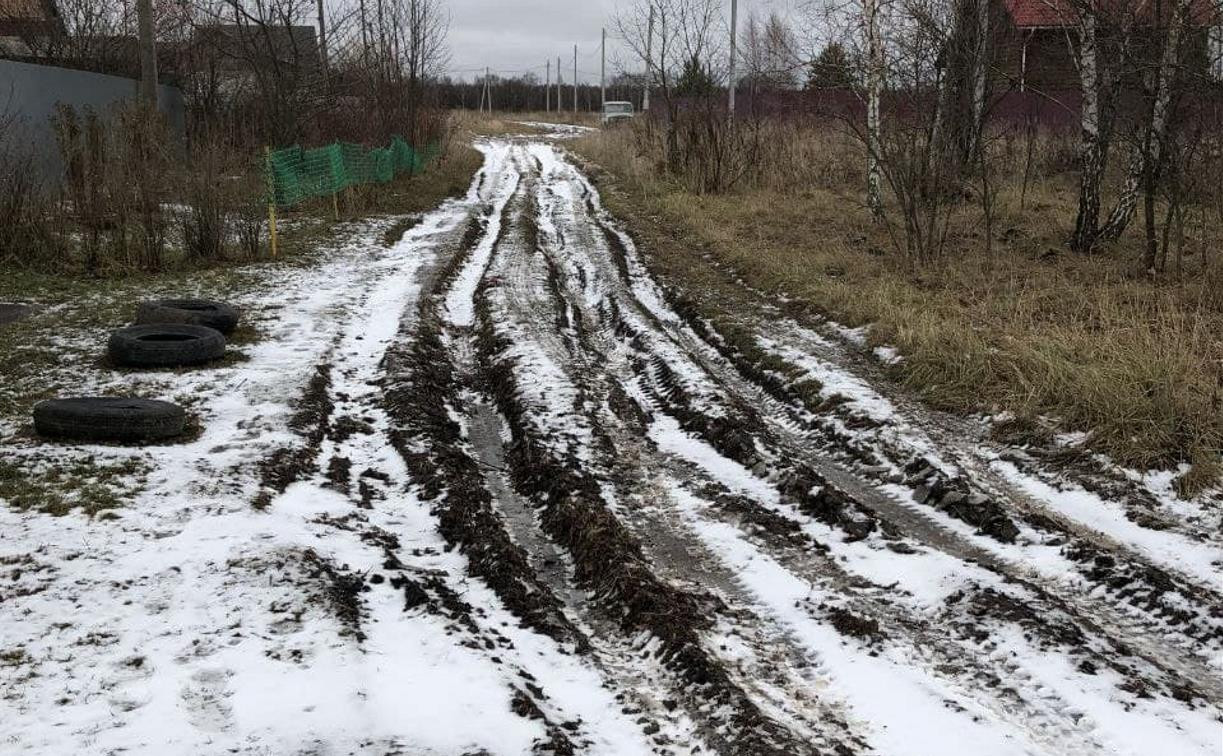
(182, 163, 228, 263)
(234, 184, 267, 260)
(52, 104, 174, 273)
(182, 207, 226, 261)
(668, 108, 762, 194)
(0, 109, 61, 268)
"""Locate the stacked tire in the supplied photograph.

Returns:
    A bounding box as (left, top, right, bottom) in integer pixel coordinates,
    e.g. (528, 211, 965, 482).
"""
(108, 324, 226, 369)
(135, 299, 240, 335)
(34, 299, 241, 445)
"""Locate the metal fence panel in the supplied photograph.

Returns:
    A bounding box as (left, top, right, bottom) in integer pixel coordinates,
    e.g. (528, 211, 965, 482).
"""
(0, 58, 185, 184)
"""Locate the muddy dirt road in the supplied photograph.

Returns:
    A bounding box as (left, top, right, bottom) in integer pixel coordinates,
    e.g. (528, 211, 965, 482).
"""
(2, 131, 1219, 754)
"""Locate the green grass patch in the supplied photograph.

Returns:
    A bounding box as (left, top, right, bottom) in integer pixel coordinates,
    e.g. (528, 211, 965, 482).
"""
(0, 456, 148, 517)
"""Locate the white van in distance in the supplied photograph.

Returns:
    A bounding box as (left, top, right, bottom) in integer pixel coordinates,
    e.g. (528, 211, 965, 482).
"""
(601, 101, 635, 126)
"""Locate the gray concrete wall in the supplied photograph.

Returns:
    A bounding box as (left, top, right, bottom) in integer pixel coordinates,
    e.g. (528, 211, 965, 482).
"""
(0, 59, 185, 185)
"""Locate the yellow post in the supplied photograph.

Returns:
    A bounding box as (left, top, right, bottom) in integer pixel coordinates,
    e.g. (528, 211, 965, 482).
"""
(265, 147, 279, 258)
(268, 202, 279, 258)
(332, 191, 340, 221)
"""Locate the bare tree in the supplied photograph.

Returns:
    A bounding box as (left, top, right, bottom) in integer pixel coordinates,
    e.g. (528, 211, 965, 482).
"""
(394, 0, 450, 147)
(1050, 0, 1154, 253)
(807, 0, 999, 257)
(1097, 0, 1193, 250)
(741, 11, 800, 96)
(864, 0, 883, 219)
(616, 0, 726, 173)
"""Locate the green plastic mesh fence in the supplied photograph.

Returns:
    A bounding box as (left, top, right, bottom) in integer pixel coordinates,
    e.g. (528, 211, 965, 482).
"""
(265, 137, 439, 208)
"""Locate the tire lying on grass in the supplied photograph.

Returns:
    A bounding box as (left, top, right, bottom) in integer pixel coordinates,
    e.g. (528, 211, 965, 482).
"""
(136, 299, 240, 335)
(33, 398, 186, 443)
(108, 324, 226, 368)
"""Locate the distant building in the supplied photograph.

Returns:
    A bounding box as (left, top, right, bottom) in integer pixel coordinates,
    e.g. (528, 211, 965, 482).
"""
(0, 0, 62, 57)
(190, 24, 320, 79)
(998, 0, 1223, 92)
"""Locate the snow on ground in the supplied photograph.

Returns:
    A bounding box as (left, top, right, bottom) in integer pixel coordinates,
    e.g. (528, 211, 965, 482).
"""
(516, 121, 599, 139)
(992, 460, 1220, 587)
(0, 171, 645, 754)
(755, 316, 1221, 601)
(444, 141, 518, 327)
(646, 385, 1220, 756)
(757, 333, 898, 424)
(3, 131, 1220, 755)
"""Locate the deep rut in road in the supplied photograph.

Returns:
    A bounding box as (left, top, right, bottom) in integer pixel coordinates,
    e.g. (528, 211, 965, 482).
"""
(358, 139, 1220, 754)
(251, 138, 1220, 755)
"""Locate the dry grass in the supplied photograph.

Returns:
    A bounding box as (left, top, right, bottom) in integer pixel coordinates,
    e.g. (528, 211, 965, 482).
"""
(572, 123, 1223, 490)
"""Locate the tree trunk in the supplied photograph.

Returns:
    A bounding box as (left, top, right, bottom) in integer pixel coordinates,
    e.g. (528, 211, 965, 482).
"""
(1144, 156, 1158, 271)
(968, 0, 990, 160)
(136, 0, 158, 107)
(1098, 0, 1187, 242)
(865, 0, 884, 220)
(1070, 9, 1103, 253)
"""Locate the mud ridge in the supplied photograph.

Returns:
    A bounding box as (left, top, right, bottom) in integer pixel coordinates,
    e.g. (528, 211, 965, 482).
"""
(379, 215, 586, 650)
(473, 276, 827, 756)
(254, 363, 334, 509)
(662, 282, 1032, 546)
(300, 547, 367, 643)
(613, 303, 880, 542)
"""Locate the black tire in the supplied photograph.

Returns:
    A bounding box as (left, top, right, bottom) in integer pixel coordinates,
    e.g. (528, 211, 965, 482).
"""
(108, 324, 226, 368)
(34, 398, 186, 443)
(135, 299, 240, 335)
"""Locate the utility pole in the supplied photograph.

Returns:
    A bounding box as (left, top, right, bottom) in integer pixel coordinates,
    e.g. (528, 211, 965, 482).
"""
(573, 44, 578, 119)
(546, 59, 551, 112)
(643, 5, 654, 111)
(317, 0, 329, 80)
(727, 0, 738, 120)
(479, 68, 494, 114)
(557, 55, 563, 111)
(136, 0, 158, 107)
(601, 27, 606, 110)
(376, 0, 387, 72)
(359, 0, 369, 68)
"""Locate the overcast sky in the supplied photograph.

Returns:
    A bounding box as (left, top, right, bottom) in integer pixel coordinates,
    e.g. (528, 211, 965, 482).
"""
(442, 0, 803, 83)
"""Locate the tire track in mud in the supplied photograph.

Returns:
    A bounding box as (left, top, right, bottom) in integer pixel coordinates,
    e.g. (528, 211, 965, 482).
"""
(648, 283, 1223, 698)
(566, 158, 1222, 682)
(515, 142, 1221, 753)
(717, 315, 1223, 641)
(472, 144, 1094, 754)
(766, 316, 1221, 547)
(514, 148, 1134, 754)
(261, 156, 664, 754)
(374, 143, 704, 754)
(462, 153, 838, 754)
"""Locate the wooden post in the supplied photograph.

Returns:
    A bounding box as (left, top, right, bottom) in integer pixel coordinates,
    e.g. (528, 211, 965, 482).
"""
(265, 147, 279, 258)
(136, 0, 158, 107)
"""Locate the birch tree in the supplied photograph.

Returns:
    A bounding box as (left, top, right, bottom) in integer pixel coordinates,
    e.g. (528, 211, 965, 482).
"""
(864, 0, 884, 219)
(967, 0, 990, 159)
(1069, 2, 1105, 253)
(1097, 0, 1191, 247)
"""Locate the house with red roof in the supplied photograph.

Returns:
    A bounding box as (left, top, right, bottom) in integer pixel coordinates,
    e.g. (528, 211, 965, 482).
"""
(997, 0, 1222, 92)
